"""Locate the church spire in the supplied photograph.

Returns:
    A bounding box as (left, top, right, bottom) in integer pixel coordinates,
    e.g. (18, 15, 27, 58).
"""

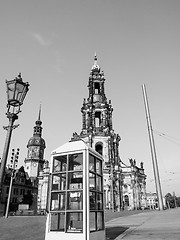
(94, 52, 97, 64)
(25, 104, 46, 179)
(80, 54, 113, 138)
(38, 104, 41, 121)
(34, 105, 42, 137)
(92, 52, 100, 71)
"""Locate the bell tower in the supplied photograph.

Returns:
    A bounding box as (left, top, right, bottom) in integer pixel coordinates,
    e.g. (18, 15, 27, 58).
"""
(25, 106, 46, 182)
(81, 54, 113, 137)
(80, 54, 120, 163)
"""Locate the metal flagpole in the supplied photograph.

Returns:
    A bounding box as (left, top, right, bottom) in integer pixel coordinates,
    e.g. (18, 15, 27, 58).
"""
(142, 84, 164, 211)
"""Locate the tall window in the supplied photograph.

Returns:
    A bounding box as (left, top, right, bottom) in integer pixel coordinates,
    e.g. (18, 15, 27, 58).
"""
(95, 144, 103, 155)
(94, 82, 100, 94)
(124, 195, 129, 206)
(95, 111, 101, 128)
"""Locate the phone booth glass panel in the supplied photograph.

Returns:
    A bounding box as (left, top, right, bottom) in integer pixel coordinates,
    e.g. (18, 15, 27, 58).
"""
(45, 140, 105, 240)
(89, 154, 104, 233)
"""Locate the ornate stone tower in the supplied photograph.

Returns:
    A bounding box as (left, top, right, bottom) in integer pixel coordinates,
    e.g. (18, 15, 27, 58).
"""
(25, 106, 46, 183)
(73, 54, 122, 210)
(80, 55, 115, 153)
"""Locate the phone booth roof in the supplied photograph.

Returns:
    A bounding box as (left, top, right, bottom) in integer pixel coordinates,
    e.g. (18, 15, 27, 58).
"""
(51, 139, 103, 159)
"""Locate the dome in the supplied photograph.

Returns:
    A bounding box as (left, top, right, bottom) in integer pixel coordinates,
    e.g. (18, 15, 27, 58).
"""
(27, 136, 46, 148)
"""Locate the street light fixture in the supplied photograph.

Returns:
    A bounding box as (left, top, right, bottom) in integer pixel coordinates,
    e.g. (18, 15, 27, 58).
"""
(0, 73, 29, 202)
(6, 73, 29, 111)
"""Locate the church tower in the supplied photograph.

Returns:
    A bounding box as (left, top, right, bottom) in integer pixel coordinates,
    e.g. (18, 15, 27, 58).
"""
(76, 54, 122, 210)
(80, 54, 121, 162)
(25, 106, 46, 182)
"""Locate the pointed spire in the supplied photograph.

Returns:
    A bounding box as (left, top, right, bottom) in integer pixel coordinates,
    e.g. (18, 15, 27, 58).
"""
(94, 52, 97, 64)
(92, 52, 100, 71)
(35, 104, 42, 129)
(38, 104, 41, 121)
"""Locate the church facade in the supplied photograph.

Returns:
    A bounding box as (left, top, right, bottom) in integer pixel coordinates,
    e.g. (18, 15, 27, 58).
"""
(71, 55, 147, 210)
(121, 159, 147, 210)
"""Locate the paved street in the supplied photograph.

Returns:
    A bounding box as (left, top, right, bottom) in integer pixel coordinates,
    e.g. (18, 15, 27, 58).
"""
(106, 208, 180, 239)
(0, 208, 179, 240)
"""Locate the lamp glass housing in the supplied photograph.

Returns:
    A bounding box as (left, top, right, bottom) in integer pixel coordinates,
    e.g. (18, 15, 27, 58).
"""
(6, 76, 29, 107)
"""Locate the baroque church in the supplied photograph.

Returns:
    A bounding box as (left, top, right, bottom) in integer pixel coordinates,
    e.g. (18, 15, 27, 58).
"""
(71, 55, 122, 210)
(25, 55, 147, 212)
(71, 55, 147, 210)
(1, 55, 147, 214)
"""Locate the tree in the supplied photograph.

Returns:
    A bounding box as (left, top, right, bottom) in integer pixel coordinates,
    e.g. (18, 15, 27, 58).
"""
(165, 193, 178, 208)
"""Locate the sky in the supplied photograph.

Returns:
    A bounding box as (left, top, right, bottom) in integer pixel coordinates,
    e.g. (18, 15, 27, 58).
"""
(0, 0, 180, 196)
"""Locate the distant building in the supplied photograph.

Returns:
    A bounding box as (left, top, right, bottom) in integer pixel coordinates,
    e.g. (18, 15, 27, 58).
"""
(121, 159, 147, 210)
(24, 106, 46, 182)
(146, 192, 158, 209)
(146, 192, 167, 210)
(24, 107, 49, 213)
(0, 166, 36, 213)
(1, 108, 49, 215)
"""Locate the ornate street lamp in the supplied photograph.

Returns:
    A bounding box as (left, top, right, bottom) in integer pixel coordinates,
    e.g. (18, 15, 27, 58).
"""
(0, 73, 29, 199)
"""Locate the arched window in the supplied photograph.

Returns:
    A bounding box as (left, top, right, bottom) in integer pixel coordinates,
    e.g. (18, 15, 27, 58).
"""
(95, 111, 101, 128)
(124, 195, 129, 206)
(95, 143, 103, 155)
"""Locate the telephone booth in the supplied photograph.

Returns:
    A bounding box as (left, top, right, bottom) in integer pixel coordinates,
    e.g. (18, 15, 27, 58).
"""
(45, 140, 105, 240)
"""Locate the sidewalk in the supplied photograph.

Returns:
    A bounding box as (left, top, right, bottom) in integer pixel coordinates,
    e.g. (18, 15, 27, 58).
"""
(106, 208, 180, 239)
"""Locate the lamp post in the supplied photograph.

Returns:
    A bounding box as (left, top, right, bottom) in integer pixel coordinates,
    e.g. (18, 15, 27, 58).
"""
(5, 148, 20, 218)
(142, 84, 163, 210)
(0, 73, 29, 203)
